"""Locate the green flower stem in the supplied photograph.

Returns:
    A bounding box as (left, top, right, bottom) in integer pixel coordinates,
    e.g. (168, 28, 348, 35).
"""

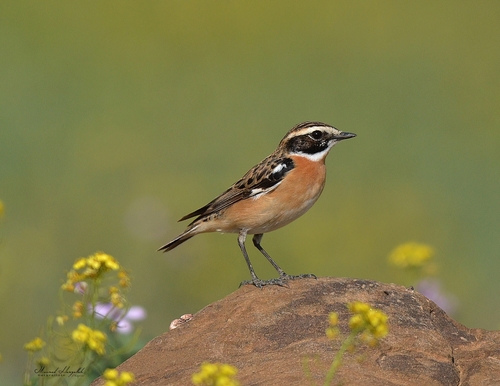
(23, 352, 33, 386)
(323, 328, 360, 386)
(88, 276, 101, 326)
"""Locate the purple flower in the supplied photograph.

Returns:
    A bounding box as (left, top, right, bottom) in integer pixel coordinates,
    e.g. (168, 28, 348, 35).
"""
(93, 303, 147, 334)
(416, 278, 458, 315)
(74, 282, 88, 295)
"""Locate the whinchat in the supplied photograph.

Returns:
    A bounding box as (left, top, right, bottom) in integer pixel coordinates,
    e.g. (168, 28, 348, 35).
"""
(159, 122, 356, 287)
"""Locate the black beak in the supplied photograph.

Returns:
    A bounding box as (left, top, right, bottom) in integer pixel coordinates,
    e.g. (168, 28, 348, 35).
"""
(334, 131, 356, 141)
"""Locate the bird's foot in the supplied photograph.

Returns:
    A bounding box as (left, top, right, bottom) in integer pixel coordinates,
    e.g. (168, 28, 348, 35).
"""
(239, 273, 316, 288)
(239, 277, 290, 288)
(279, 273, 317, 281)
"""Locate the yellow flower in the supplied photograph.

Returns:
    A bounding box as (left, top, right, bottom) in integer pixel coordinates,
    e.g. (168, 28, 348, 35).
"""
(110, 292, 124, 308)
(73, 252, 120, 276)
(87, 331, 106, 355)
(72, 324, 89, 342)
(347, 302, 388, 345)
(24, 337, 46, 352)
(63, 252, 123, 291)
(348, 301, 370, 314)
(388, 242, 434, 269)
(326, 326, 339, 340)
(192, 362, 240, 386)
(325, 311, 340, 340)
(72, 301, 84, 319)
(37, 357, 50, 366)
(328, 312, 338, 327)
(72, 324, 107, 355)
(61, 282, 75, 292)
(93, 252, 120, 270)
(103, 368, 135, 386)
(118, 270, 130, 288)
(61, 270, 85, 291)
(73, 258, 87, 270)
(82, 267, 98, 278)
(56, 315, 69, 326)
(0, 200, 4, 217)
(68, 270, 84, 282)
(104, 368, 119, 380)
(348, 313, 364, 331)
(109, 321, 118, 333)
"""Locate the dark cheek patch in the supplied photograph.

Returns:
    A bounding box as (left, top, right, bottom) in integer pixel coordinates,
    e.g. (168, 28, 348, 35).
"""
(288, 136, 328, 154)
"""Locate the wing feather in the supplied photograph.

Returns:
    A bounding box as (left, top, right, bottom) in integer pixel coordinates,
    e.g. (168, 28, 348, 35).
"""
(179, 156, 295, 225)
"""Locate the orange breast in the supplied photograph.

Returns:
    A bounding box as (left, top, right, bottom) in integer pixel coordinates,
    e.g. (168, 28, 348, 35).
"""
(206, 155, 327, 234)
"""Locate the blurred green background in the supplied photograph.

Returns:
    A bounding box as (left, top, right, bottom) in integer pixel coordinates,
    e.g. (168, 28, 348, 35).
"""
(1, 0, 499, 382)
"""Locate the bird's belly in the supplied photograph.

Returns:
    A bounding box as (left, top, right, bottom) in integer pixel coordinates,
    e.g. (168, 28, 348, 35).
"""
(246, 195, 319, 234)
(215, 162, 326, 234)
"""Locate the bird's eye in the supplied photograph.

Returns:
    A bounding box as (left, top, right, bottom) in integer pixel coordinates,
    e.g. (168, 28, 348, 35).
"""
(310, 130, 323, 140)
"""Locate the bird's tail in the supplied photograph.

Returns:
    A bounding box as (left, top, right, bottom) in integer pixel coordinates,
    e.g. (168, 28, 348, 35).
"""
(158, 225, 199, 252)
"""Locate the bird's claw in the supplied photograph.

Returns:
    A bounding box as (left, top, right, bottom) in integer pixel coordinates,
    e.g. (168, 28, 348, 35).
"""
(239, 273, 316, 288)
(239, 277, 289, 288)
(279, 273, 317, 281)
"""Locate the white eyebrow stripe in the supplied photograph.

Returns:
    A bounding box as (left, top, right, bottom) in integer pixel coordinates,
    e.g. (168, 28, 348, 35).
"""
(287, 126, 334, 138)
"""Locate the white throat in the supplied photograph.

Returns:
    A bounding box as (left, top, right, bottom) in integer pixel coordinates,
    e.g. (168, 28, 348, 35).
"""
(291, 141, 336, 161)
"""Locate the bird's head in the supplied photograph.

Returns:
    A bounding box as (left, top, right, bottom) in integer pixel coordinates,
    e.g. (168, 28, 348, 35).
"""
(280, 122, 356, 161)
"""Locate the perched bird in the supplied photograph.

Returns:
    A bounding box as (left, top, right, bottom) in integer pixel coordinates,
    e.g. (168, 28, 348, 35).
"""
(159, 122, 356, 287)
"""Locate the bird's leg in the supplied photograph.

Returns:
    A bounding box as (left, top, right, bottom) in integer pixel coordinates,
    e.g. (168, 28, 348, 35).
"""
(238, 230, 260, 286)
(252, 234, 317, 282)
(252, 233, 287, 276)
(238, 231, 288, 288)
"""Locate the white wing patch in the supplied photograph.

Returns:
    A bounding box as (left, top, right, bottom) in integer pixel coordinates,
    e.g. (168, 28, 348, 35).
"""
(271, 163, 286, 175)
(250, 181, 283, 200)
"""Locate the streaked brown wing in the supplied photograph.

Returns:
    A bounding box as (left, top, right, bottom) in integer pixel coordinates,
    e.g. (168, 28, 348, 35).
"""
(179, 155, 295, 225)
(178, 187, 250, 223)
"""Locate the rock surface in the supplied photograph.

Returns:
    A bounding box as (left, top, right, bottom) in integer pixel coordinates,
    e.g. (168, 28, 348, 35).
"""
(91, 277, 500, 385)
